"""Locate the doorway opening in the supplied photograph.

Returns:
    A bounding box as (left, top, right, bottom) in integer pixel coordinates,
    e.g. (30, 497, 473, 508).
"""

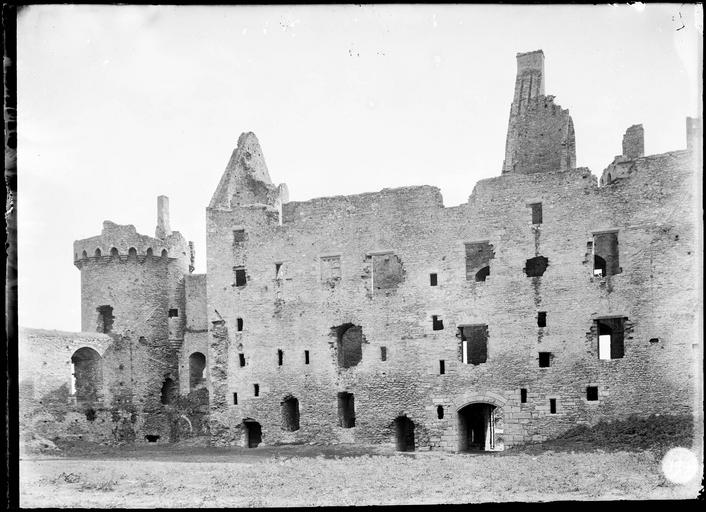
(458, 403, 496, 451)
(393, 416, 415, 451)
(243, 419, 262, 448)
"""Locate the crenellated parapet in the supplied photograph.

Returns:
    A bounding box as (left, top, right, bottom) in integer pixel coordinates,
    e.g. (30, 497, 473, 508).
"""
(73, 220, 190, 268)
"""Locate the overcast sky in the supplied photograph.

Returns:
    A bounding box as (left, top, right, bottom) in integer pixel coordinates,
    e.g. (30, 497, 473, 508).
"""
(17, 4, 702, 331)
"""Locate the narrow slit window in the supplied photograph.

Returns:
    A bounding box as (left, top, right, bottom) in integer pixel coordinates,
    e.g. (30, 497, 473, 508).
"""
(439, 360, 445, 375)
(304, 350, 310, 364)
(233, 392, 238, 405)
(234, 267, 247, 287)
(239, 354, 246, 367)
(380, 346, 387, 361)
(437, 405, 444, 419)
(253, 384, 259, 397)
(539, 352, 551, 368)
(432, 315, 444, 331)
(537, 312, 547, 328)
(520, 388, 527, 403)
(549, 398, 557, 414)
(277, 349, 283, 366)
(237, 318, 243, 331)
(530, 203, 543, 224)
(586, 386, 598, 401)
(430, 273, 438, 286)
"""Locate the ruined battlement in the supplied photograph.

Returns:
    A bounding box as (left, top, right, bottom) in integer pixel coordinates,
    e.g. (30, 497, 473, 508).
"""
(73, 221, 189, 266)
(281, 185, 444, 225)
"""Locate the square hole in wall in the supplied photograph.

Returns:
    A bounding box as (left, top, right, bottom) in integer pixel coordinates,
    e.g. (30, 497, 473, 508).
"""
(234, 267, 247, 286)
(537, 311, 546, 327)
(432, 315, 444, 331)
(586, 386, 598, 401)
(549, 398, 557, 414)
(520, 388, 527, 403)
(539, 352, 551, 368)
(530, 202, 543, 224)
(430, 273, 438, 286)
(168, 308, 179, 318)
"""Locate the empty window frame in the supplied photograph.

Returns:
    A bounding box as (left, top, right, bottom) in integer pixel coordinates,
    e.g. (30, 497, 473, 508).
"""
(281, 396, 300, 431)
(233, 229, 246, 244)
(233, 392, 238, 405)
(530, 202, 543, 224)
(168, 308, 179, 318)
(334, 324, 363, 368)
(437, 405, 444, 419)
(596, 317, 625, 360)
(277, 349, 284, 366)
(372, 253, 404, 290)
(538, 352, 552, 368)
(524, 256, 549, 277)
(593, 231, 620, 277)
(237, 318, 243, 331)
(459, 325, 488, 365)
(537, 312, 547, 327)
(234, 267, 247, 286)
(337, 392, 355, 428)
(253, 384, 260, 397)
(239, 353, 246, 367)
(465, 241, 495, 282)
(439, 360, 445, 375)
(586, 386, 599, 401)
(275, 263, 283, 280)
(304, 350, 310, 364)
(96, 305, 114, 334)
(520, 388, 528, 403)
(549, 398, 557, 414)
(432, 315, 444, 331)
(380, 346, 387, 361)
(430, 273, 438, 286)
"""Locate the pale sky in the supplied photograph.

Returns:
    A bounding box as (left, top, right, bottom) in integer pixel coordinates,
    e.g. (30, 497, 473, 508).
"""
(17, 4, 703, 331)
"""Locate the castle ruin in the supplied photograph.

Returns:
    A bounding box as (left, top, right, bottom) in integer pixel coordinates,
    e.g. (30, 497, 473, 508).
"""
(19, 50, 702, 452)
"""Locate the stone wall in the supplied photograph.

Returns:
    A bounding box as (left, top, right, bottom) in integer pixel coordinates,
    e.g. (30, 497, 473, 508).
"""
(204, 145, 698, 450)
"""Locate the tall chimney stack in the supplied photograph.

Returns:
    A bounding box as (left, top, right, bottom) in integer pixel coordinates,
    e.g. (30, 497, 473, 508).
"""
(156, 195, 171, 239)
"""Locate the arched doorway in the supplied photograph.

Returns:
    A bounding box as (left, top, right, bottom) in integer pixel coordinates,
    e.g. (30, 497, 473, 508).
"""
(243, 419, 262, 448)
(71, 347, 103, 403)
(281, 396, 300, 431)
(458, 403, 496, 451)
(393, 416, 415, 451)
(189, 352, 206, 391)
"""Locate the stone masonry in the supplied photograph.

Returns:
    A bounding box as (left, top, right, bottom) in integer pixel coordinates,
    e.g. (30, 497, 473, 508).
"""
(19, 50, 701, 452)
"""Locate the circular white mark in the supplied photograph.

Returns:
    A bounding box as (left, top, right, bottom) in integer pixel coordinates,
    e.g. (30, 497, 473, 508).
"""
(661, 447, 699, 484)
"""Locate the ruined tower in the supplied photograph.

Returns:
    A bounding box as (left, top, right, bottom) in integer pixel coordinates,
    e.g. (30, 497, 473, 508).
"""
(502, 50, 576, 174)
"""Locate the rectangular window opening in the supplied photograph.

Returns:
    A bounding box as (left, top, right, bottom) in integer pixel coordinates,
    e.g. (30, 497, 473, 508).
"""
(233, 392, 238, 405)
(380, 346, 387, 361)
(549, 398, 557, 414)
(237, 317, 243, 331)
(586, 386, 599, 401)
(234, 267, 247, 287)
(239, 353, 246, 367)
(430, 273, 438, 286)
(539, 352, 551, 368)
(537, 311, 547, 328)
(439, 360, 445, 375)
(253, 384, 259, 397)
(520, 388, 527, 403)
(459, 325, 488, 365)
(168, 308, 179, 318)
(530, 203, 543, 224)
(465, 242, 495, 282)
(304, 350, 310, 364)
(277, 349, 283, 366)
(593, 232, 620, 277)
(275, 263, 283, 279)
(596, 317, 625, 360)
(432, 315, 444, 331)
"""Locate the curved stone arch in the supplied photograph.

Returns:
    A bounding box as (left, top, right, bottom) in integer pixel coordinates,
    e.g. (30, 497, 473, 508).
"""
(453, 390, 507, 412)
(94, 247, 102, 257)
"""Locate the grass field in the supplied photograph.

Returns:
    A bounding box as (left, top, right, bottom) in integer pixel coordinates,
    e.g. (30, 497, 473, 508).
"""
(19, 442, 702, 507)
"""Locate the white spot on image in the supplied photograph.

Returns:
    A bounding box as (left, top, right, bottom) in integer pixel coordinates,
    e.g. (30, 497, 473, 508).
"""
(661, 447, 699, 484)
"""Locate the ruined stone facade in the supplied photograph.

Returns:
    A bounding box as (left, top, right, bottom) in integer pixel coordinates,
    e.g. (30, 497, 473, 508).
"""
(19, 50, 701, 451)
